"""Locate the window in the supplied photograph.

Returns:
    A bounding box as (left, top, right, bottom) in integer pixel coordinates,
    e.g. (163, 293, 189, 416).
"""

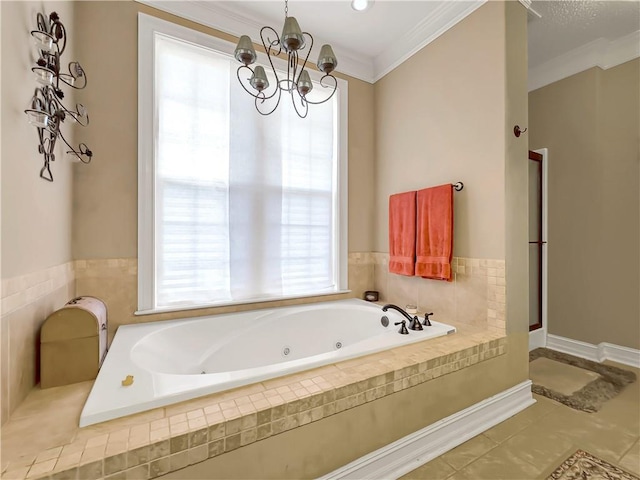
(138, 14, 348, 313)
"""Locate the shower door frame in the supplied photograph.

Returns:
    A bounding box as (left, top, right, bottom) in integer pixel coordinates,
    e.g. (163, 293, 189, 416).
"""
(529, 148, 548, 351)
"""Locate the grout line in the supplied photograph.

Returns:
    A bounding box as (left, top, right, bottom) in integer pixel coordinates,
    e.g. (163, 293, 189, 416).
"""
(617, 437, 639, 463)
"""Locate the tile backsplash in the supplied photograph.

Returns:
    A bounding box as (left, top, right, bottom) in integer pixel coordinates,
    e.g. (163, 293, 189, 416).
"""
(369, 253, 506, 334)
(1, 262, 76, 424)
(75, 253, 507, 337)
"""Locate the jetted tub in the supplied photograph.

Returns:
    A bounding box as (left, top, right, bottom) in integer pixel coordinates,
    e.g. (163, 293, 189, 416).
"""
(80, 299, 456, 426)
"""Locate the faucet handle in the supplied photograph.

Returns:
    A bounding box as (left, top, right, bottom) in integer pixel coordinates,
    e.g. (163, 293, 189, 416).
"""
(409, 315, 423, 331)
(394, 320, 409, 335)
(423, 312, 433, 326)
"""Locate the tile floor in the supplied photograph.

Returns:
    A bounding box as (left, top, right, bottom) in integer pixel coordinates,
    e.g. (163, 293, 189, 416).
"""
(401, 361, 640, 479)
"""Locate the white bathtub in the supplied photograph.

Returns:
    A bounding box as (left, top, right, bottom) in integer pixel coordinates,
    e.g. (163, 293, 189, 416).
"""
(80, 299, 455, 427)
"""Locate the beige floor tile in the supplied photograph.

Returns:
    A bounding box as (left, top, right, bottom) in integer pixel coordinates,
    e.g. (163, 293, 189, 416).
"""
(455, 444, 541, 480)
(476, 397, 558, 449)
(533, 408, 638, 465)
(619, 440, 640, 475)
(440, 434, 497, 470)
(399, 457, 456, 480)
(403, 358, 639, 480)
(481, 401, 552, 445)
(498, 424, 576, 473)
(589, 381, 640, 438)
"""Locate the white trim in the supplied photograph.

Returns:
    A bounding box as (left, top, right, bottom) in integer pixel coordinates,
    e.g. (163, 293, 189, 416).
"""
(529, 30, 640, 92)
(337, 82, 349, 292)
(135, 0, 488, 84)
(136, 0, 375, 83)
(547, 335, 640, 369)
(601, 343, 640, 369)
(138, 13, 157, 312)
(319, 381, 535, 480)
(518, 0, 542, 20)
(134, 289, 352, 316)
(529, 148, 548, 351)
(372, 1, 486, 82)
(137, 13, 349, 313)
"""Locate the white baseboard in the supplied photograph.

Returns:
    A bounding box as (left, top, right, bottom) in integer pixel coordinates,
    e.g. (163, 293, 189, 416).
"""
(318, 381, 535, 480)
(547, 334, 640, 369)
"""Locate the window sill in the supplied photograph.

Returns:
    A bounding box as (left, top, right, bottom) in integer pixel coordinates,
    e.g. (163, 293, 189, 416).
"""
(134, 289, 353, 316)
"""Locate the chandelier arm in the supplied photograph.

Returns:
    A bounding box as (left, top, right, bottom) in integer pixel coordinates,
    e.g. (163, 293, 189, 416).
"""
(260, 26, 282, 57)
(260, 26, 283, 90)
(302, 74, 338, 105)
(297, 32, 314, 81)
(236, 65, 279, 102)
(255, 86, 282, 116)
(289, 88, 309, 119)
(287, 50, 296, 93)
(260, 26, 282, 54)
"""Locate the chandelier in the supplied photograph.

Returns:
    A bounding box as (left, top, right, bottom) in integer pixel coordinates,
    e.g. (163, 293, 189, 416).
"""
(233, 0, 338, 119)
(24, 12, 93, 182)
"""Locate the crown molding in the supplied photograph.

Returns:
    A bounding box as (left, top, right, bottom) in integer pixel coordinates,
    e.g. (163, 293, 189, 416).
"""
(529, 30, 640, 92)
(518, 0, 542, 20)
(373, 1, 486, 82)
(136, 0, 375, 82)
(136, 0, 487, 85)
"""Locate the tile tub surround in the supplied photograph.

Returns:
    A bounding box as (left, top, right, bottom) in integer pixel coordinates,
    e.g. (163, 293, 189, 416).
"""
(74, 255, 375, 344)
(1, 262, 76, 424)
(372, 254, 506, 334)
(0, 325, 506, 480)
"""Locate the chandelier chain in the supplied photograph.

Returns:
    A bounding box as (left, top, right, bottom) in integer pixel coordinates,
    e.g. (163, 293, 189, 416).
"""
(285, 0, 288, 18)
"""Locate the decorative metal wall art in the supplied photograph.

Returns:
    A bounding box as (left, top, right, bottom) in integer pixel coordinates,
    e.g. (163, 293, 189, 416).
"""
(24, 12, 93, 182)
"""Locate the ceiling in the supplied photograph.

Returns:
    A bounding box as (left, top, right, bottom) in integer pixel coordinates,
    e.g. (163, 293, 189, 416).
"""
(214, 1, 449, 59)
(142, 0, 640, 86)
(528, 0, 640, 69)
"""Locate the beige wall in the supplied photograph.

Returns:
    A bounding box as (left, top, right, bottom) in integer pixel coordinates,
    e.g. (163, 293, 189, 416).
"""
(72, 1, 376, 259)
(1, 1, 78, 424)
(371, 2, 528, 338)
(504, 1, 529, 335)
(373, 1, 506, 259)
(1, 1, 74, 279)
(529, 60, 640, 349)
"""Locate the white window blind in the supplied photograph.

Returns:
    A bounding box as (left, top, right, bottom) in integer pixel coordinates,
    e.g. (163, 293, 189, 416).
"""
(152, 32, 340, 309)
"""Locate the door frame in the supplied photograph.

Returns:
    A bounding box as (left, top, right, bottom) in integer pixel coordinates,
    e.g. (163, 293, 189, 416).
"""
(529, 148, 548, 351)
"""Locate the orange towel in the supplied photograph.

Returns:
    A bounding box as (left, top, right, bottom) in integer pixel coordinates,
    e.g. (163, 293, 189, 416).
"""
(416, 184, 453, 281)
(388, 191, 416, 276)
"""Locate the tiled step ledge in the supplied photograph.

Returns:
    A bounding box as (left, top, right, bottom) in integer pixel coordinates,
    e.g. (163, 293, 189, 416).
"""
(1, 328, 507, 480)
